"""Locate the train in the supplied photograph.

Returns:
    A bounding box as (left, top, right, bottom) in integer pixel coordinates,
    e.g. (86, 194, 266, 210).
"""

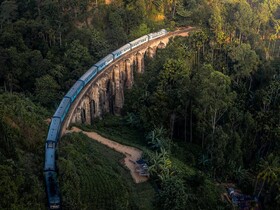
(43, 29, 168, 209)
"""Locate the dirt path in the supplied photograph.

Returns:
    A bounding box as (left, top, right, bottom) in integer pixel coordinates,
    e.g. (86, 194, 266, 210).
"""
(68, 127, 148, 183)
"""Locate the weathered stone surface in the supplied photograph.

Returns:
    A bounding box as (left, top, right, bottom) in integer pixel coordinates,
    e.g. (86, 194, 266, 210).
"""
(146, 47, 155, 58)
(125, 59, 133, 88)
(114, 65, 124, 114)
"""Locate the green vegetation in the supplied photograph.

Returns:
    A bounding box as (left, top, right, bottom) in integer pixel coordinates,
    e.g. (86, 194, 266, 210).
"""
(78, 115, 227, 209)
(75, 115, 146, 148)
(1, 0, 280, 209)
(0, 93, 49, 209)
(57, 132, 155, 210)
(121, 1, 280, 209)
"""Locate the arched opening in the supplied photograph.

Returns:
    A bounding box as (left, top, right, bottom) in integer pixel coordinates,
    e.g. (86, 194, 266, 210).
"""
(136, 52, 143, 73)
(110, 95, 115, 114)
(81, 108, 86, 124)
(125, 59, 133, 88)
(106, 80, 115, 114)
(121, 71, 125, 83)
(90, 100, 95, 124)
(158, 41, 166, 49)
(106, 79, 111, 94)
(145, 47, 154, 58)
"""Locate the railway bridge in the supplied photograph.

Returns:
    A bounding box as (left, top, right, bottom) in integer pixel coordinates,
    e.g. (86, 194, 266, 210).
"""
(61, 28, 193, 135)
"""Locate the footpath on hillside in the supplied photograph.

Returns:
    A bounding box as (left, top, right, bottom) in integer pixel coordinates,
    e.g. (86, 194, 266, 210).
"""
(68, 127, 148, 183)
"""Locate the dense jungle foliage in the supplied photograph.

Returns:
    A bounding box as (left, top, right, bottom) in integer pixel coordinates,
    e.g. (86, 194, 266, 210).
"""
(0, 93, 49, 209)
(0, 0, 280, 209)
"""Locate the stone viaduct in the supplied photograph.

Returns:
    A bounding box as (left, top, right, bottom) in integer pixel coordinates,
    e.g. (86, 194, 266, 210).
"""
(62, 28, 193, 134)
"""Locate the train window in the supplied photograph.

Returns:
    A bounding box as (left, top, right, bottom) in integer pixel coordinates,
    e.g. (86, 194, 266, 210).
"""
(47, 142, 54, 148)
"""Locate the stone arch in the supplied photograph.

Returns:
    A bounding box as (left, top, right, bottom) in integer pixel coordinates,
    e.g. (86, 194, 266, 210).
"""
(120, 71, 125, 83)
(81, 108, 86, 124)
(125, 59, 133, 88)
(99, 89, 106, 117)
(146, 47, 155, 58)
(106, 79, 111, 94)
(89, 99, 95, 124)
(80, 95, 91, 124)
(89, 84, 100, 118)
(113, 65, 120, 84)
(136, 52, 144, 73)
(106, 79, 115, 114)
(158, 41, 166, 49)
(99, 78, 114, 116)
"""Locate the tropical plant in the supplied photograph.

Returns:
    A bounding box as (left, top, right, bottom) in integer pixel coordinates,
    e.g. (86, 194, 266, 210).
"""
(146, 126, 170, 151)
(148, 148, 173, 181)
(255, 154, 280, 198)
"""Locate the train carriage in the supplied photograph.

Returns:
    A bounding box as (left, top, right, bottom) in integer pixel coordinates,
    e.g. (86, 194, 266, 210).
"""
(65, 80, 84, 103)
(129, 35, 149, 49)
(53, 97, 71, 123)
(79, 66, 98, 86)
(44, 171, 60, 209)
(44, 118, 61, 171)
(44, 141, 56, 172)
(94, 54, 114, 72)
(46, 117, 61, 142)
(112, 44, 131, 59)
(148, 29, 168, 41)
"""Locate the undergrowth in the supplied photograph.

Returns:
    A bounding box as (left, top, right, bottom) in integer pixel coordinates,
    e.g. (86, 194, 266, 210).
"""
(57, 132, 155, 210)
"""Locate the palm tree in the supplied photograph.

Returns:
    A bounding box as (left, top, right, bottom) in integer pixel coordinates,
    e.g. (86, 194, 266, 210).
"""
(233, 166, 249, 185)
(146, 127, 170, 151)
(148, 148, 172, 181)
(255, 154, 280, 198)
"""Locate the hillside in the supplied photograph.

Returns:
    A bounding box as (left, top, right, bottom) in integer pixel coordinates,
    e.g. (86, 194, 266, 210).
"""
(57, 132, 155, 210)
(0, 93, 49, 209)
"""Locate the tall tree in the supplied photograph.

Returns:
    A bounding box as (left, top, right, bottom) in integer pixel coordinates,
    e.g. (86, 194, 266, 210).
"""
(192, 64, 235, 148)
(35, 74, 60, 107)
(228, 43, 259, 87)
(0, 0, 17, 28)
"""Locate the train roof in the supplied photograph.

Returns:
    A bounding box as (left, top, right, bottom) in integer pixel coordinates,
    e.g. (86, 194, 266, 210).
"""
(95, 54, 114, 67)
(47, 118, 61, 142)
(65, 80, 84, 100)
(148, 29, 168, 37)
(112, 44, 131, 55)
(129, 35, 149, 44)
(53, 97, 71, 118)
(79, 66, 97, 82)
(44, 171, 60, 203)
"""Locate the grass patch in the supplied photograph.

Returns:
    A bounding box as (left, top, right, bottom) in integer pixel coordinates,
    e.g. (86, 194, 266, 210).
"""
(68, 115, 226, 209)
(57, 132, 155, 210)
(72, 115, 148, 150)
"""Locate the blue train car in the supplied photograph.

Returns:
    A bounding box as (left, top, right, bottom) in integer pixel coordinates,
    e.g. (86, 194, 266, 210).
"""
(148, 29, 168, 41)
(53, 97, 71, 122)
(129, 35, 149, 49)
(65, 80, 84, 103)
(47, 117, 61, 142)
(44, 171, 60, 209)
(79, 66, 98, 86)
(94, 54, 114, 72)
(112, 44, 131, 59)
(44, 118, 61, 171)
(44, 142, 56, 172)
